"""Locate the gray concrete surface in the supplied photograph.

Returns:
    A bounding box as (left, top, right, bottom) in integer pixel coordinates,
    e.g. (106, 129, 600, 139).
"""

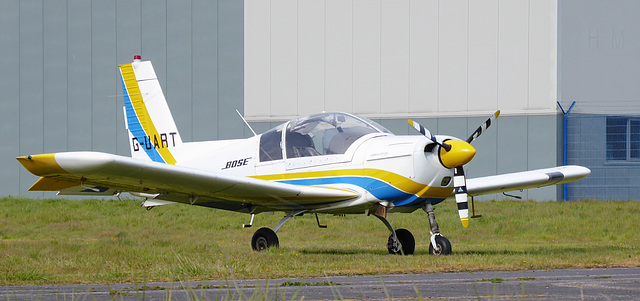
(1, 267, 639, 300)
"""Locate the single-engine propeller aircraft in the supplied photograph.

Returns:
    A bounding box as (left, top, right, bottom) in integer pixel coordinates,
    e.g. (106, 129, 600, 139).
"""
(17, 56, 590, 255)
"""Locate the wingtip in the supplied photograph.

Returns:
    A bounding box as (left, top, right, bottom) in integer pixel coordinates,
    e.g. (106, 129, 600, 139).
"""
(16, 153, 66, 176)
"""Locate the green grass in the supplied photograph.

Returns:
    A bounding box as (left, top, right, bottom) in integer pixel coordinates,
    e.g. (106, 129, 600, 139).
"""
(0, 196, 638, 285)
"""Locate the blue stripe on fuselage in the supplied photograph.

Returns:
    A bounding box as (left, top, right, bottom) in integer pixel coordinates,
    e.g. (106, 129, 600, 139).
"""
(278, 176, 446, 207)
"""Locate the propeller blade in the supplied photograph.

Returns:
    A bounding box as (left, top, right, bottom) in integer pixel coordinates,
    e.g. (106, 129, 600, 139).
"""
(453, 166, 469, 228)
(465, 110, 500, 144)
(408, 120, 451, 151)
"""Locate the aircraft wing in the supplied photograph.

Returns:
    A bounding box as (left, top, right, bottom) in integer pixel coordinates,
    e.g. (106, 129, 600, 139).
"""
(465, 165, 590, 197)
(16, 152, 359, 211)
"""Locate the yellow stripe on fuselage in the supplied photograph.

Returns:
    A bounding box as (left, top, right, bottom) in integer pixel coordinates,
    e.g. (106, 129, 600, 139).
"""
(120, 63, 177, 165)
(252, 169, 453, 199)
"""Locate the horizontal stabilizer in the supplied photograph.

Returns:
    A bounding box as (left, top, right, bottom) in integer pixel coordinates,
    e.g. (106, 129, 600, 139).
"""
(57, 186, 119, 196)
(27, 176, 118, 196)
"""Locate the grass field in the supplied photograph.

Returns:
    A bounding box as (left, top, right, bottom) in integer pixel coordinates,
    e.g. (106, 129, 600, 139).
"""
(0, 196, 638, 286)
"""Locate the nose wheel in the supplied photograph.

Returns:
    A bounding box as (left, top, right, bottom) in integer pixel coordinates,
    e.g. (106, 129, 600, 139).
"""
(424, 203, 453, 255)
(428, 234, 451, 255)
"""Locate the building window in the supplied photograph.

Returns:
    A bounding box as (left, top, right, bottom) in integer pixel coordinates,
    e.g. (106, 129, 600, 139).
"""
(606, 117, 640, 161)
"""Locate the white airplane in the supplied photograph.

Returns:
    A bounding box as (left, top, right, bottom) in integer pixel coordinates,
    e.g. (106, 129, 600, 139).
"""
(17, 56, 590, 255)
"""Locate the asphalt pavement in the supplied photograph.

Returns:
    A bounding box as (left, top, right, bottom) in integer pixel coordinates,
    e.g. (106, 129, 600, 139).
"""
(2, 267, 639, 300)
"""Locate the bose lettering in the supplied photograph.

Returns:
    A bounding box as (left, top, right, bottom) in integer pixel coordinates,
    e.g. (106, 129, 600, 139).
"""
(222, 158, 251, 170)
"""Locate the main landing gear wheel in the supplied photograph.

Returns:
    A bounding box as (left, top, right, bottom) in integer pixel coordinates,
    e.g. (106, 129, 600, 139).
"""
(428, 235, 452, 255)
(387, 228, 415, 255)
(251, 227, 279, 251)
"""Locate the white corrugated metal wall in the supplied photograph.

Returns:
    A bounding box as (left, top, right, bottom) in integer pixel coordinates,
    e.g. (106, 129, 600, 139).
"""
(244, 0, 558, 121)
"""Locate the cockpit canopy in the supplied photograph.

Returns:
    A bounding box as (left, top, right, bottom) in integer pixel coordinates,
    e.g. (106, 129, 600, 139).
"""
(259, 112, 391, 162)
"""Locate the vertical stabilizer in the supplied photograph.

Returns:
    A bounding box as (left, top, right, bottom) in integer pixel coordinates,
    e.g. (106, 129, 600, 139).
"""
(120, 55, 182, 164)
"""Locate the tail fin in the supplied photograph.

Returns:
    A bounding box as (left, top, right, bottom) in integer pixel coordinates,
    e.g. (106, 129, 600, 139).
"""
(120, 55, 182, 164)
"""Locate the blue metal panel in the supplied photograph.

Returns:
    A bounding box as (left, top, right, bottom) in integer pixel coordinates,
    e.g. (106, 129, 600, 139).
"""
(0, 1, 21, 196)
(248, 122, 273, 137)
(19, 1, 45, 197)
(92, 1, 117, 153)
(378, 119, 410, 135)
(67, 1, 92, 151)
(527, 115, 561, 201)
(216, 0, 244, 140)
(141, 0, 167, 91)
(166, 0, 193, 142)
(494, 116, 528, 200)
(567, 114, 639, 200)
(192, 0, 219, 141)
(1, 0, 247, 198)
(437, 117, 468, 141)
(43, 0, 68, 153)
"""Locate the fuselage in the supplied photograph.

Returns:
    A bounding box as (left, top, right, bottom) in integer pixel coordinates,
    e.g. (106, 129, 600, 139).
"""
(175, 112, 457, 214)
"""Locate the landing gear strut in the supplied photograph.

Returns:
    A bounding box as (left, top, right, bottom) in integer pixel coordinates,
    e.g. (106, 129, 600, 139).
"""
(423, 203, 452, 255)
(373, 205, 415, 255)
(250, 210, 307, 251)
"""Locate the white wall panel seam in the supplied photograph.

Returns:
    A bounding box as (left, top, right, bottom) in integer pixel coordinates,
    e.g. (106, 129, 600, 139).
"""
(466, 0, 469, 112)
(324, 0, 327, 112)
(436, 0, 440, 112)
(270, 0, 272, 116)
(408, 0, 411, 114)
(297, 1, 299, 116)
(269, 0, 272, 116)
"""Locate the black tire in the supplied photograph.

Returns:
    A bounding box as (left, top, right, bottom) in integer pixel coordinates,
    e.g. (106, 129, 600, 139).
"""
(387, 228, 415, 255)
(428, 235, 452, 255)
(251, 227, 279, 251)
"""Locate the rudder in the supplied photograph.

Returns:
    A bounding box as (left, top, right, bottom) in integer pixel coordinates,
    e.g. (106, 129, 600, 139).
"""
(120, 55, 182, 164)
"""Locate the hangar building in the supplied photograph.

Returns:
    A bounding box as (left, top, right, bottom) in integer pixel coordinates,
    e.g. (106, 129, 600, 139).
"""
(1, 0, 637, 200)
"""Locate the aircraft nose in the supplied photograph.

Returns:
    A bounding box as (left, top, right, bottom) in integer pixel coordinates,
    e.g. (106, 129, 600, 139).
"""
(439, 140, 476, 168)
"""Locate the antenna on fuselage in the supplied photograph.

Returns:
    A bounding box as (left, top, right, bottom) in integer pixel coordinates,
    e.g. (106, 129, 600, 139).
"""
(236, 109, 257, 136)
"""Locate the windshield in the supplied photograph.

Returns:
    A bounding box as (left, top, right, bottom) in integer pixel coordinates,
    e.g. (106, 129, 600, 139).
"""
(259, 124, 284, 162)
(284, 112, 388, 158)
